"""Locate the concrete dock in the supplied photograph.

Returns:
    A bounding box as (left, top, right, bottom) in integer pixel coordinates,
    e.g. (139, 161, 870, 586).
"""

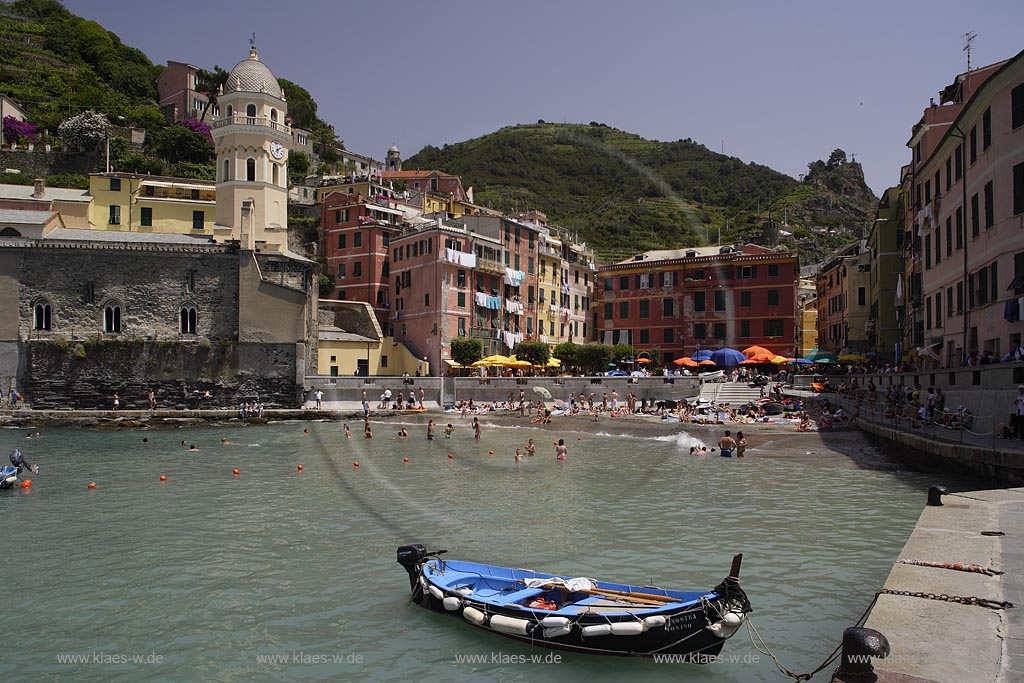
(862, 487, 1024, 683)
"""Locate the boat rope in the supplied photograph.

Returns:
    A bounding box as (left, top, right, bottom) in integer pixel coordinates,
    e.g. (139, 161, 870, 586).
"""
(745, 585, 1015, 681)
(898, 559, 1003, 576)
(743, 592, 880, 682)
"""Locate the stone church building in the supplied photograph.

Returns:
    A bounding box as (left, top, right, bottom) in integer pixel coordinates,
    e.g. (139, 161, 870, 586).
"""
(0, 47, 318, 409)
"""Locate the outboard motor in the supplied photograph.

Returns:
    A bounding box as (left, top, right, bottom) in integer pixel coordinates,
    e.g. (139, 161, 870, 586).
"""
(0, 465, 19, 490)
(397, 544, 430, 589)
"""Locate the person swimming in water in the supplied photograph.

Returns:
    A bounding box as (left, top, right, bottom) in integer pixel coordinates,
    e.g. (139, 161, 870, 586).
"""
(524, 438, 536, 456)
(344, 424, 351, 438)
(555, 438, 567, 461)
(444, 423, 454, 438)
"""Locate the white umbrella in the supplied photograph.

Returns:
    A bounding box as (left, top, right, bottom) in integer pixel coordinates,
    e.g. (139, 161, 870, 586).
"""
(533, 386, 552, 400)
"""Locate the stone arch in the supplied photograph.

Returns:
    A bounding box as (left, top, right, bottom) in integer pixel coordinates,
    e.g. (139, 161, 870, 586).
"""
(0, 227, 21, 237)
(32, 297, 52, 330)
(101, 300, 122, 333)
(179, 301, 198, 334)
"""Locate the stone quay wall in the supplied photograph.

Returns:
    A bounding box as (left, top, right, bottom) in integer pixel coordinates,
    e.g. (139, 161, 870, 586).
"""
(24, 340, 299, 410)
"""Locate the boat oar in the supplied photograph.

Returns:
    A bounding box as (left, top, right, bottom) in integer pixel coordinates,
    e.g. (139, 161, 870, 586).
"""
(515, 580, 681, 604)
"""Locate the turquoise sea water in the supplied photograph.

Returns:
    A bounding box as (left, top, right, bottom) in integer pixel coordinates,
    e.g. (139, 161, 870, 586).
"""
(0, 419, 937, 682)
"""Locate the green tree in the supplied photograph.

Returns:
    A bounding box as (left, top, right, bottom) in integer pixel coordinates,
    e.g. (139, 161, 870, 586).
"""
(512, 341, 549, 367)
(195, 65, 229, 123)
(576, 343, 611, 375)
(276, 78, 317, 129)
(450, 337, 483, 367)
(552, 342, 578, 368)
(148, 124, 213, 165)
(288, 150, 310, 185)
(610, 344, 636, 363)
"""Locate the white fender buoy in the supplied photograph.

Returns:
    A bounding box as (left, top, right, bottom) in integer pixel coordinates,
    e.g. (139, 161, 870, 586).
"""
(443, 596, 462, 611)
(543, 626, 572, 639)
(723, 610, 745, 627)
(643, 615, 668, 630)
(581, 624, 612, 637)
(541, 616, 570, 629)
(428, 585, 444, 600)
(708, 610, 745, 638)
(490, 614, 532, 635)
(610, 621, 645, 636)
(463, 606, 486, 626)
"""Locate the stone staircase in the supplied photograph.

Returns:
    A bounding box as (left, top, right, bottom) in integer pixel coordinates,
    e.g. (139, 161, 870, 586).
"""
(699, 380, 763, 406)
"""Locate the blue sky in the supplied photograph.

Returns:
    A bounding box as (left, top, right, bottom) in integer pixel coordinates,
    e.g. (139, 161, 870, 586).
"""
(67, 0, 1023, 195)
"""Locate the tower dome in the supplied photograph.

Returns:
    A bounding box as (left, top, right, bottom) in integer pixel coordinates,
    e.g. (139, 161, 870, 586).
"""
(223, 47, 282, 99)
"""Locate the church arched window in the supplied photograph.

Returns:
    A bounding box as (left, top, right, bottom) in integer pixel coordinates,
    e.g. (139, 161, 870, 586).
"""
(103, 302, 122, 333)
(270, 109, 278, 122)
(33, 300, 52, 330)
(272, 163, 279, 186)
(222, 158, 230, 182)
(246, 157, 256, 182)
(246, 103, 257, 122)
(226, 104, 233, 118)
(179, 304, 197, 334)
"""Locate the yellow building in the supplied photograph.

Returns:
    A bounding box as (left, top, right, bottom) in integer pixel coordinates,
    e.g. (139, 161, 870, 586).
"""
(317, 300, 423, 376)
(88, 173, 216, 233)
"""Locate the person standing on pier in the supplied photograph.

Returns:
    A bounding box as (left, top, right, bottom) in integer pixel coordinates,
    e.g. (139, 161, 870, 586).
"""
(1014, 386, 1024, 439)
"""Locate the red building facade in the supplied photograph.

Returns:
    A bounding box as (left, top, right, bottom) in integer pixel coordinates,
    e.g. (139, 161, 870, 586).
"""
(320, 191, 403, 330)
(596, 244, 798, 365)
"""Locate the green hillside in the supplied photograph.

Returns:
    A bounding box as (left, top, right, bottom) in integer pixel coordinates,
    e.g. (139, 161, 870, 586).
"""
(406, 122, 878, 265)
(0, 0, 335, 181)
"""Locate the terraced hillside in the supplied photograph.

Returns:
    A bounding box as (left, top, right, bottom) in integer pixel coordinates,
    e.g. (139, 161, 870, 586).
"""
(407, 123, 877, 265)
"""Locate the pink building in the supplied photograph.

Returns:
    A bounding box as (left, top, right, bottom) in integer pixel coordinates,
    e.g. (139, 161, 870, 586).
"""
(156, 61, 213, 122)
(907, 49, 1024, 365)
(388, 216, 542, 372)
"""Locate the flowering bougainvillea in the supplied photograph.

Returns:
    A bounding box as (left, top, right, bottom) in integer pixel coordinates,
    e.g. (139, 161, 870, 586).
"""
(180, 118, 214, 146)
(57, 110, 111, 148)
(3, 116, 37, 143)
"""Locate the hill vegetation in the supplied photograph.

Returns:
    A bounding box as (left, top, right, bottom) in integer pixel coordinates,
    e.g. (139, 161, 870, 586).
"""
(407, 122, 878, 266)
(0, 0, 337, 182)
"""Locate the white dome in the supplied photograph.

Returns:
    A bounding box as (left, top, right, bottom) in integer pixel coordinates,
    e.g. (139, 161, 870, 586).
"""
(224, 49, 282, 99)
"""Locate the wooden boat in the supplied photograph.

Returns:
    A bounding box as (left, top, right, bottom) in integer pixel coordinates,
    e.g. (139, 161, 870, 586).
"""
(397, 545, 751, 659)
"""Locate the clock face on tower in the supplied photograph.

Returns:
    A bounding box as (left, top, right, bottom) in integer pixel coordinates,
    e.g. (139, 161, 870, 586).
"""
(270, 141, 285, 159)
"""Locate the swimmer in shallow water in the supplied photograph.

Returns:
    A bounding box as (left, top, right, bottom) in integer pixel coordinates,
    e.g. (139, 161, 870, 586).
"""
(344, 424, 351, 438)
(514, 448, 523, 463)
(444, 423, 454, 438)
(524, 438, 536, 456)
(221, 437, 234, 445)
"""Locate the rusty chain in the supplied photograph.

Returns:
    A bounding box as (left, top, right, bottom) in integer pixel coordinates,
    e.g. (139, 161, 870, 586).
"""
(879, 588, 1014, 610)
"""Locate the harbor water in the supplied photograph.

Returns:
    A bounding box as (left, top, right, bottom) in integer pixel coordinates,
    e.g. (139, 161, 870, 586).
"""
(1, 418, 944, 682)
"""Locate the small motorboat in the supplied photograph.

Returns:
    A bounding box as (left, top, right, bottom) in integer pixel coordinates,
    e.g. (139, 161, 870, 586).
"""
(397, 545, 751, 659)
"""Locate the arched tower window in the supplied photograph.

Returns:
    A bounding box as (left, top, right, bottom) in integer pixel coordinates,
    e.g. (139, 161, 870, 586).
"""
(270, 109, 278, 122)
(246, 157, 256, 182)
(246, 103, 257, 122)
(222, 158, 230, 182)
(226, 104, 233, 118)
(103, 303, 122, 333)
(272, 163, 279, 186)
(33, 300, 52, 330)
(179, 304, 197, 334)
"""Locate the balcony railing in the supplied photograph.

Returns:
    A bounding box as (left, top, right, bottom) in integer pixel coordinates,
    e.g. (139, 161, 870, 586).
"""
(476, 257, 504, 275)
(212, 115, 291, 134)
(469, 327, 499, 340)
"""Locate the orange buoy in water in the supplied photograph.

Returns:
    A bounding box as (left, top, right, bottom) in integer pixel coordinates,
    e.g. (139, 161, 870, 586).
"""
(232, 469, 239, 475)
(297, 464, 303, 471)
(87, 482, 97, 489)
(578, 437, 582, 441)
(353, 461, 360, 467)
(20, 479, 31, 488)
(488, 450, 494, 455)
(159, 475, 167, 481)
(403, 457, 409, 463)
(447, 453, 454, 459)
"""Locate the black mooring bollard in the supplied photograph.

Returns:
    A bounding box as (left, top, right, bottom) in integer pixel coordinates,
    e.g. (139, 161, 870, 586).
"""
(927, 485, 949, 506)
(832, 627, 890, 681)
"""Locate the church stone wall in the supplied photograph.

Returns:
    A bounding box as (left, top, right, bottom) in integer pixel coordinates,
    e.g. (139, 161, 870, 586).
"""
(17, 247, 240, 341)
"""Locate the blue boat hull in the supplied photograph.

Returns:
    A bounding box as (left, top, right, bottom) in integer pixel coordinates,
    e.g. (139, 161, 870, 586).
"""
(397, 545, 751, 659)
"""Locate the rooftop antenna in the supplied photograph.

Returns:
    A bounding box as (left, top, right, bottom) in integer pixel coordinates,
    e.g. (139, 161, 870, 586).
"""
(963, 31, 976, 71)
